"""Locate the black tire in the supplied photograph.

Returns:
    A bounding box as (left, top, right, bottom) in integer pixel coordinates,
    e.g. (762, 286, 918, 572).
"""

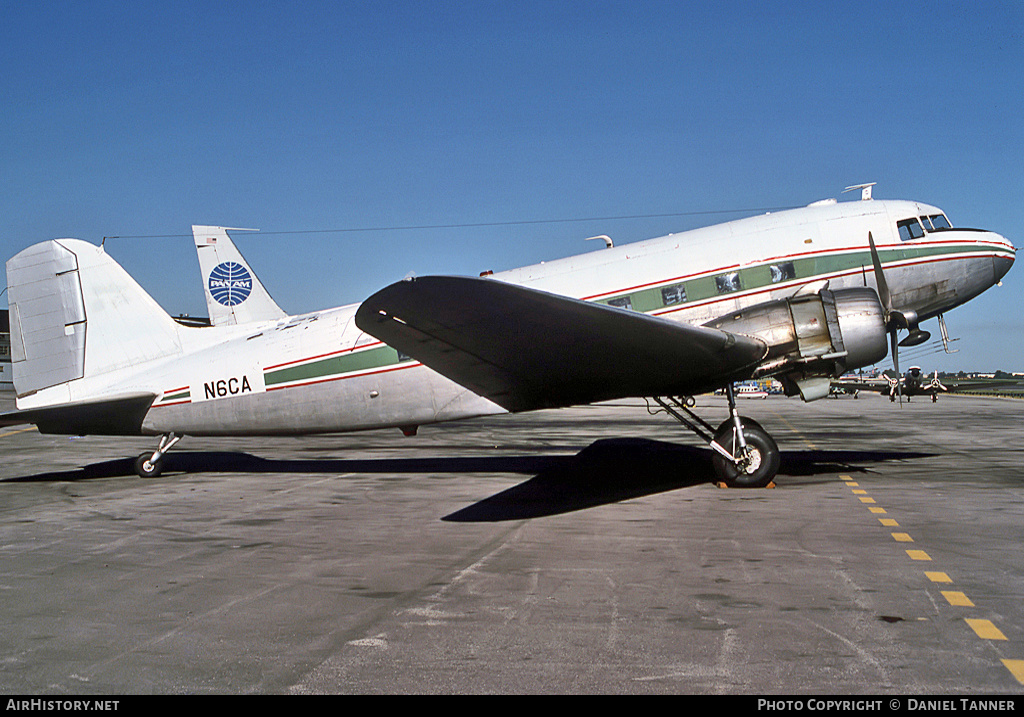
(711, 419, 780, 488)
(135, 452, 164, 478)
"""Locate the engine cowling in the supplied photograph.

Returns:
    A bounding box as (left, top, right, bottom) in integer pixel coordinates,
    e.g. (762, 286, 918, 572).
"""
(704, 288, 888, 400)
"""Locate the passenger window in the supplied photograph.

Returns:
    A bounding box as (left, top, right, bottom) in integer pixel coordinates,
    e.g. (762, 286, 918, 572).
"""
(770, 262, 795, 284)
(661, 283, 687, 306)
(897, 218, 925, 242)
(716, 272, 742, 294)
(607, 296, 633, 311)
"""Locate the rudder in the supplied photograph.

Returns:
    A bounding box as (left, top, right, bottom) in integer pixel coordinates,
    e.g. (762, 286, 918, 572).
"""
(6, 239, 182, 397)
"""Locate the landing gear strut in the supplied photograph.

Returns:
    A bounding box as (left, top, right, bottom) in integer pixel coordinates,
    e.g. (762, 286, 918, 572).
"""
(652, 383, 780, 488)
(135, 432, 182, 478)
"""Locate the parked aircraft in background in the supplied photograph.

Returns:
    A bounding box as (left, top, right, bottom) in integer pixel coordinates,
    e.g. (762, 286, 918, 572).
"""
(1, 186, 1015, 488)
(831, 367, 1018, 402)
(735, 384, 769, 399)
(831, 367, 947, 401)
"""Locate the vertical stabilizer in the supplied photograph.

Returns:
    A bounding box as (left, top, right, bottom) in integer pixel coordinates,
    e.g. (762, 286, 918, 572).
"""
(192, 226, 287, 325)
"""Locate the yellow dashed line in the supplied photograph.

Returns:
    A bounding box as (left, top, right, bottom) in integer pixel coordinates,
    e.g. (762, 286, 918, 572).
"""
(1001, 660, 1024, 684)
(942, 591, 975, 607)
(966, 618, 1008, 641)
(838, 476, 1020, 684)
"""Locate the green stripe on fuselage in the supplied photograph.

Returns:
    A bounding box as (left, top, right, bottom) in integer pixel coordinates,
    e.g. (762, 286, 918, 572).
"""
(265, 345, 407, 387)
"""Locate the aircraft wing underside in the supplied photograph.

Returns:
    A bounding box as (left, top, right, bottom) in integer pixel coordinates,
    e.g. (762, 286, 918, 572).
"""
(0, 393, 157, 435)
(354, 276, 768, 412)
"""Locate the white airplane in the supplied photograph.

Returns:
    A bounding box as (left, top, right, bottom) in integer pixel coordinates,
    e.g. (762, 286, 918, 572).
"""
(735, 384, 769, 399)
(1, 187, 1015, 488)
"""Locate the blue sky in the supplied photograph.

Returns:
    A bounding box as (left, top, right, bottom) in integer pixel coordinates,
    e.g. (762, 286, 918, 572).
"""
(2, 1, 1022, 372)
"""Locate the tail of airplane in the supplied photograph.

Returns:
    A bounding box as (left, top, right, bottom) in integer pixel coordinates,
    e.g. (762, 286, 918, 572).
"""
(192, 226, 286, 325)
(6, 239, 182, 400)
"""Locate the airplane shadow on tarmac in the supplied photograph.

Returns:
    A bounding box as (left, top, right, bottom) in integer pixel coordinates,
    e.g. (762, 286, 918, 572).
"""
(4, 438, 935, 521)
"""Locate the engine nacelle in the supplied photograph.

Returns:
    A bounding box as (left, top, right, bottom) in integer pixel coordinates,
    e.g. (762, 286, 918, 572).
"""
(704, 288, 888, 400)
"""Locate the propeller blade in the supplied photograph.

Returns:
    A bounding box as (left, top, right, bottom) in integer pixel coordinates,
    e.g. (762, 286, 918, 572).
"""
(890, 330, 902, 405)
(868, 232, 892, 315)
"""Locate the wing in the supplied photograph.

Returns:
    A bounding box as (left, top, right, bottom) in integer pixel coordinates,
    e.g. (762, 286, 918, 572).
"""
(947, 378, 1019, 393)
(830, 377, 888, 393)
(354, 276, 767, 412)
(0, 393, 156, 435)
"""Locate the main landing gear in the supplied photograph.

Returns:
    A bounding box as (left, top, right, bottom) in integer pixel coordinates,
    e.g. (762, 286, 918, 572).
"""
(652, 383, 781, 488)
(134, 432, 182, 478)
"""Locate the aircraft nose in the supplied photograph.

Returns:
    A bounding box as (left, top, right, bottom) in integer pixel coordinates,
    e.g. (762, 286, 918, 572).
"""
(993, 241, 1014, 283)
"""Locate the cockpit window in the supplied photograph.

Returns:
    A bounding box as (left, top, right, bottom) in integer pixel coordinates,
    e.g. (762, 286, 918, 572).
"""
(897, 218, 925, 241)
(918, 214, 953, 232)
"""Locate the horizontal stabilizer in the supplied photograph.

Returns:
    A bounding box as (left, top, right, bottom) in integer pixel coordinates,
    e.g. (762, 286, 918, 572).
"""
(0, 392, 156, 435)
(355, 276, 767, 412)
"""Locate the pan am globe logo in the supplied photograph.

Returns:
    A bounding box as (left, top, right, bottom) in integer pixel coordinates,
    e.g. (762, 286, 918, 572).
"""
(208, 262, 253, 306)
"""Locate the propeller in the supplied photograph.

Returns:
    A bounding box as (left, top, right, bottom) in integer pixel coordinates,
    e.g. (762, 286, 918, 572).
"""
(867, 232, 931, 404)
(867, 232, 900, 402)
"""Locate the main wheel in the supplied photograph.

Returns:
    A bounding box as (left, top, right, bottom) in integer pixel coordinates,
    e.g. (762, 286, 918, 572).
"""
(711, 419, 780, 488)
(135, 452, 164, 478)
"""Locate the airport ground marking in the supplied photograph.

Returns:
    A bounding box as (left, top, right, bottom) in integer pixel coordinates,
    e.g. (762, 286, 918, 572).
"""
(941, 591, 975, 607)
(966, 618, 1008, 641)
(835, 475, 1022, 685)
(1002, 660, 1024, 683)
(773, 413, 817, 450)
(0, 426, 36, 439)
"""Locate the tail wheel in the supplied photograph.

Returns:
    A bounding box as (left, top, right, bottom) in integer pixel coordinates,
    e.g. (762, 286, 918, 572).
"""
(711, 418, 780, 488)
(135, 452, 164, 479)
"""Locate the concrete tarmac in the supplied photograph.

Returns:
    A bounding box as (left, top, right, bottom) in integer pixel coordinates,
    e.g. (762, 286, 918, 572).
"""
(1, 392, 1023, 694)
